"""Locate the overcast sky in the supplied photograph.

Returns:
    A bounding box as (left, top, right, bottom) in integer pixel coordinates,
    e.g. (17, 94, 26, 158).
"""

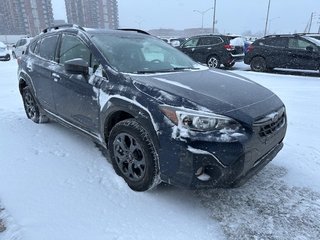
(52, 0, 320, 34)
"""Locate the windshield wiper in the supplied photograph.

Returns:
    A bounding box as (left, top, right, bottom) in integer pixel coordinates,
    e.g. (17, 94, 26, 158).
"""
(136, 67, 200, 74)
(172, 67, 200, 71)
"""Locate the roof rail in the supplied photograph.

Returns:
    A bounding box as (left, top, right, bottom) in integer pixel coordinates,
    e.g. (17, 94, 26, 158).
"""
(117, 28, 150, 35)
(42, 24, 85, 33)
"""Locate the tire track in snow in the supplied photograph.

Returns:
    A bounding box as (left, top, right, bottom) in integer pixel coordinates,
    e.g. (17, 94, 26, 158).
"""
(194, 164, 320, 240)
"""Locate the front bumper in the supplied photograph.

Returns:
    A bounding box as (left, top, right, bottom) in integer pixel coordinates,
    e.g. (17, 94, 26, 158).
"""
(157, 116, 286, 188)
(0, 53, 10, 61)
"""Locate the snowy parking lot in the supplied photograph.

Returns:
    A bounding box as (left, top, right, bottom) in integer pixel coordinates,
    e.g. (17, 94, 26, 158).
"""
(1, 60, 320, 240)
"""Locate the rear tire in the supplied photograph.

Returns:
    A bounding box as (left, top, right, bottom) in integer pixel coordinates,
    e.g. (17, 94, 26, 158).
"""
(22, 86, 49, 123)
(108, 119, 160, 191)
(207, 55, 221, 68)
(250, 57, 267, 72)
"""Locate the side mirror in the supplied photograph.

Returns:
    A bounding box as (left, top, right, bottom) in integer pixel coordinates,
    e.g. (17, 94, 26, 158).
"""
(64, 58, 89, 75)
(171, 40, 181, 47)
(306, 46, 314, 52)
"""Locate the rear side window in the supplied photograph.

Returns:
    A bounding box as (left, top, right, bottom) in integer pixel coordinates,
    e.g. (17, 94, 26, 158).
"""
(39, 35, 59, 61)
(260, 37, 288, 48)
(29, 40, 38, 53)
(198, 37, 222, 46)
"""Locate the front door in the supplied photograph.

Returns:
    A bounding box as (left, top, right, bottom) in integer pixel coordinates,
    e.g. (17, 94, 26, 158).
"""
(51, 34, 100, 135)
(287, 38, 319, 70)
(179, 37, 200, 61)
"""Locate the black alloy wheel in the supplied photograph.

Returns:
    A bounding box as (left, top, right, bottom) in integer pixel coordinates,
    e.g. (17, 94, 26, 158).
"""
(22, 87, 40, 123)
(22, 86, 49, 123)
(108, 119, 159, 191)
(207, 55, 221, 68)
(250, 56, 267, 72)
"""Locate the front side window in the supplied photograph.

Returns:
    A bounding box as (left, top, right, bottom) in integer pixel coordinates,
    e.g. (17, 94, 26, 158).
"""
(288, 38, 315, 50)
(39, 35, 59, 61)
(182, 38, 199, 48)
(20, 39, 27, 46)
(58, 35, 91, 65)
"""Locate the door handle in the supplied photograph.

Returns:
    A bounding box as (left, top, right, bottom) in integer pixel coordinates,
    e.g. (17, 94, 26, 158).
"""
(26, 63, 33, 72)
(52, 73, 61, 82)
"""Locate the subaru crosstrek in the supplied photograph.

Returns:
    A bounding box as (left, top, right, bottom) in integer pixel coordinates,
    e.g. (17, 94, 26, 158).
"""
(18, 25, 287, 191)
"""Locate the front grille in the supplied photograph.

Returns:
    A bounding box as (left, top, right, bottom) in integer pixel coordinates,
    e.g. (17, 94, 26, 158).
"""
(253, 107, 286, 139)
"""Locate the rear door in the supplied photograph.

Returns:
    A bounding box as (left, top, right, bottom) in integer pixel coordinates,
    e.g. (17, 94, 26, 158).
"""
(27, 35, 59, 112)
(51, 33, 100, 134)
(261, 37, 289, 68)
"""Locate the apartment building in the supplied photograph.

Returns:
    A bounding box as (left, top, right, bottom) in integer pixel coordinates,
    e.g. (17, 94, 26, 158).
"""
(65, 0, 119, 29)
(0, 0, 54, 36)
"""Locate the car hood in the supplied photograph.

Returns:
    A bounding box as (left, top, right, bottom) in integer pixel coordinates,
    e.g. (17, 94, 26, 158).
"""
(129, 69, 284, 124)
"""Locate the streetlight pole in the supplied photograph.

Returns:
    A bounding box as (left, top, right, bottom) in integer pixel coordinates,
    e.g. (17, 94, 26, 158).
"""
(193, 8, 213, 33)
(264, 0, 271, 36)
(213, 0, 217, 33)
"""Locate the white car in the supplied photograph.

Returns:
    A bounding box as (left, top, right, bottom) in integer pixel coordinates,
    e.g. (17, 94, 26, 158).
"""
(12, 37, 32, 59)
(0, 41, 11, 61)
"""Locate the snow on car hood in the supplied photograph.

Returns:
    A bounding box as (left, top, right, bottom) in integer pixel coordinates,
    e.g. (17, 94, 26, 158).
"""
(130, 69, 284, 122)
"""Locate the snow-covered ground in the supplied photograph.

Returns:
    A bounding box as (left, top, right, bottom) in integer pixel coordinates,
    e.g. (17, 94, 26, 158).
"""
(0, 60, 320, 240)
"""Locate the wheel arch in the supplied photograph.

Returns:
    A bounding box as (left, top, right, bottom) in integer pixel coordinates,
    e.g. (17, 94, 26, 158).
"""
(101, 98, 160, 150)
(19, 78, 28, 95)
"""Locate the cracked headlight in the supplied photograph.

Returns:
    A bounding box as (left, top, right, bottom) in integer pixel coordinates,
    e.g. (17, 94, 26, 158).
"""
(160, 106, 241, 132)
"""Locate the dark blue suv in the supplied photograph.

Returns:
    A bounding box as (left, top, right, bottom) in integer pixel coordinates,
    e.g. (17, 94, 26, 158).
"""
(18, 25, 287, 191)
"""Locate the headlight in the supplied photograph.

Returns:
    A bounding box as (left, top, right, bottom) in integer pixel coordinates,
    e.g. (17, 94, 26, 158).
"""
(160, 106, 241, 132)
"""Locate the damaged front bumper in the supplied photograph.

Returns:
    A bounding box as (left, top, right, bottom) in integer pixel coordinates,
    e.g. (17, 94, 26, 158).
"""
(157, 117, 286, 189)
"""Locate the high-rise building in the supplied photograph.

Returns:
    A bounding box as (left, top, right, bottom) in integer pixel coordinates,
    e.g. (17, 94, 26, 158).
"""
(65, 0, 119, 29)
(0, 0, 54, 36)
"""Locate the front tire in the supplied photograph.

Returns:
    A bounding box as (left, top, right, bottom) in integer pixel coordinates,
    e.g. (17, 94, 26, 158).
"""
(250, 56, 267, 72)
(22, 86, 49, 123)
(207, 55, 221, 68)
(108, 119, 160, 191)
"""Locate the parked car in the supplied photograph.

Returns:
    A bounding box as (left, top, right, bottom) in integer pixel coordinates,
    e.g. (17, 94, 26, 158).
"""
(18, 25, 287, 191)
(12, 37, 32, 59)
(0, 41, 11, 61)
(177, 34, 245, 68)
(244, 34, 320, 72)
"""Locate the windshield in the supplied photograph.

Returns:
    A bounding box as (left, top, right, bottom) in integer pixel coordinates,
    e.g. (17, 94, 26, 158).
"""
(91, 33, 199, 73)
(303, 36, 320, 46)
